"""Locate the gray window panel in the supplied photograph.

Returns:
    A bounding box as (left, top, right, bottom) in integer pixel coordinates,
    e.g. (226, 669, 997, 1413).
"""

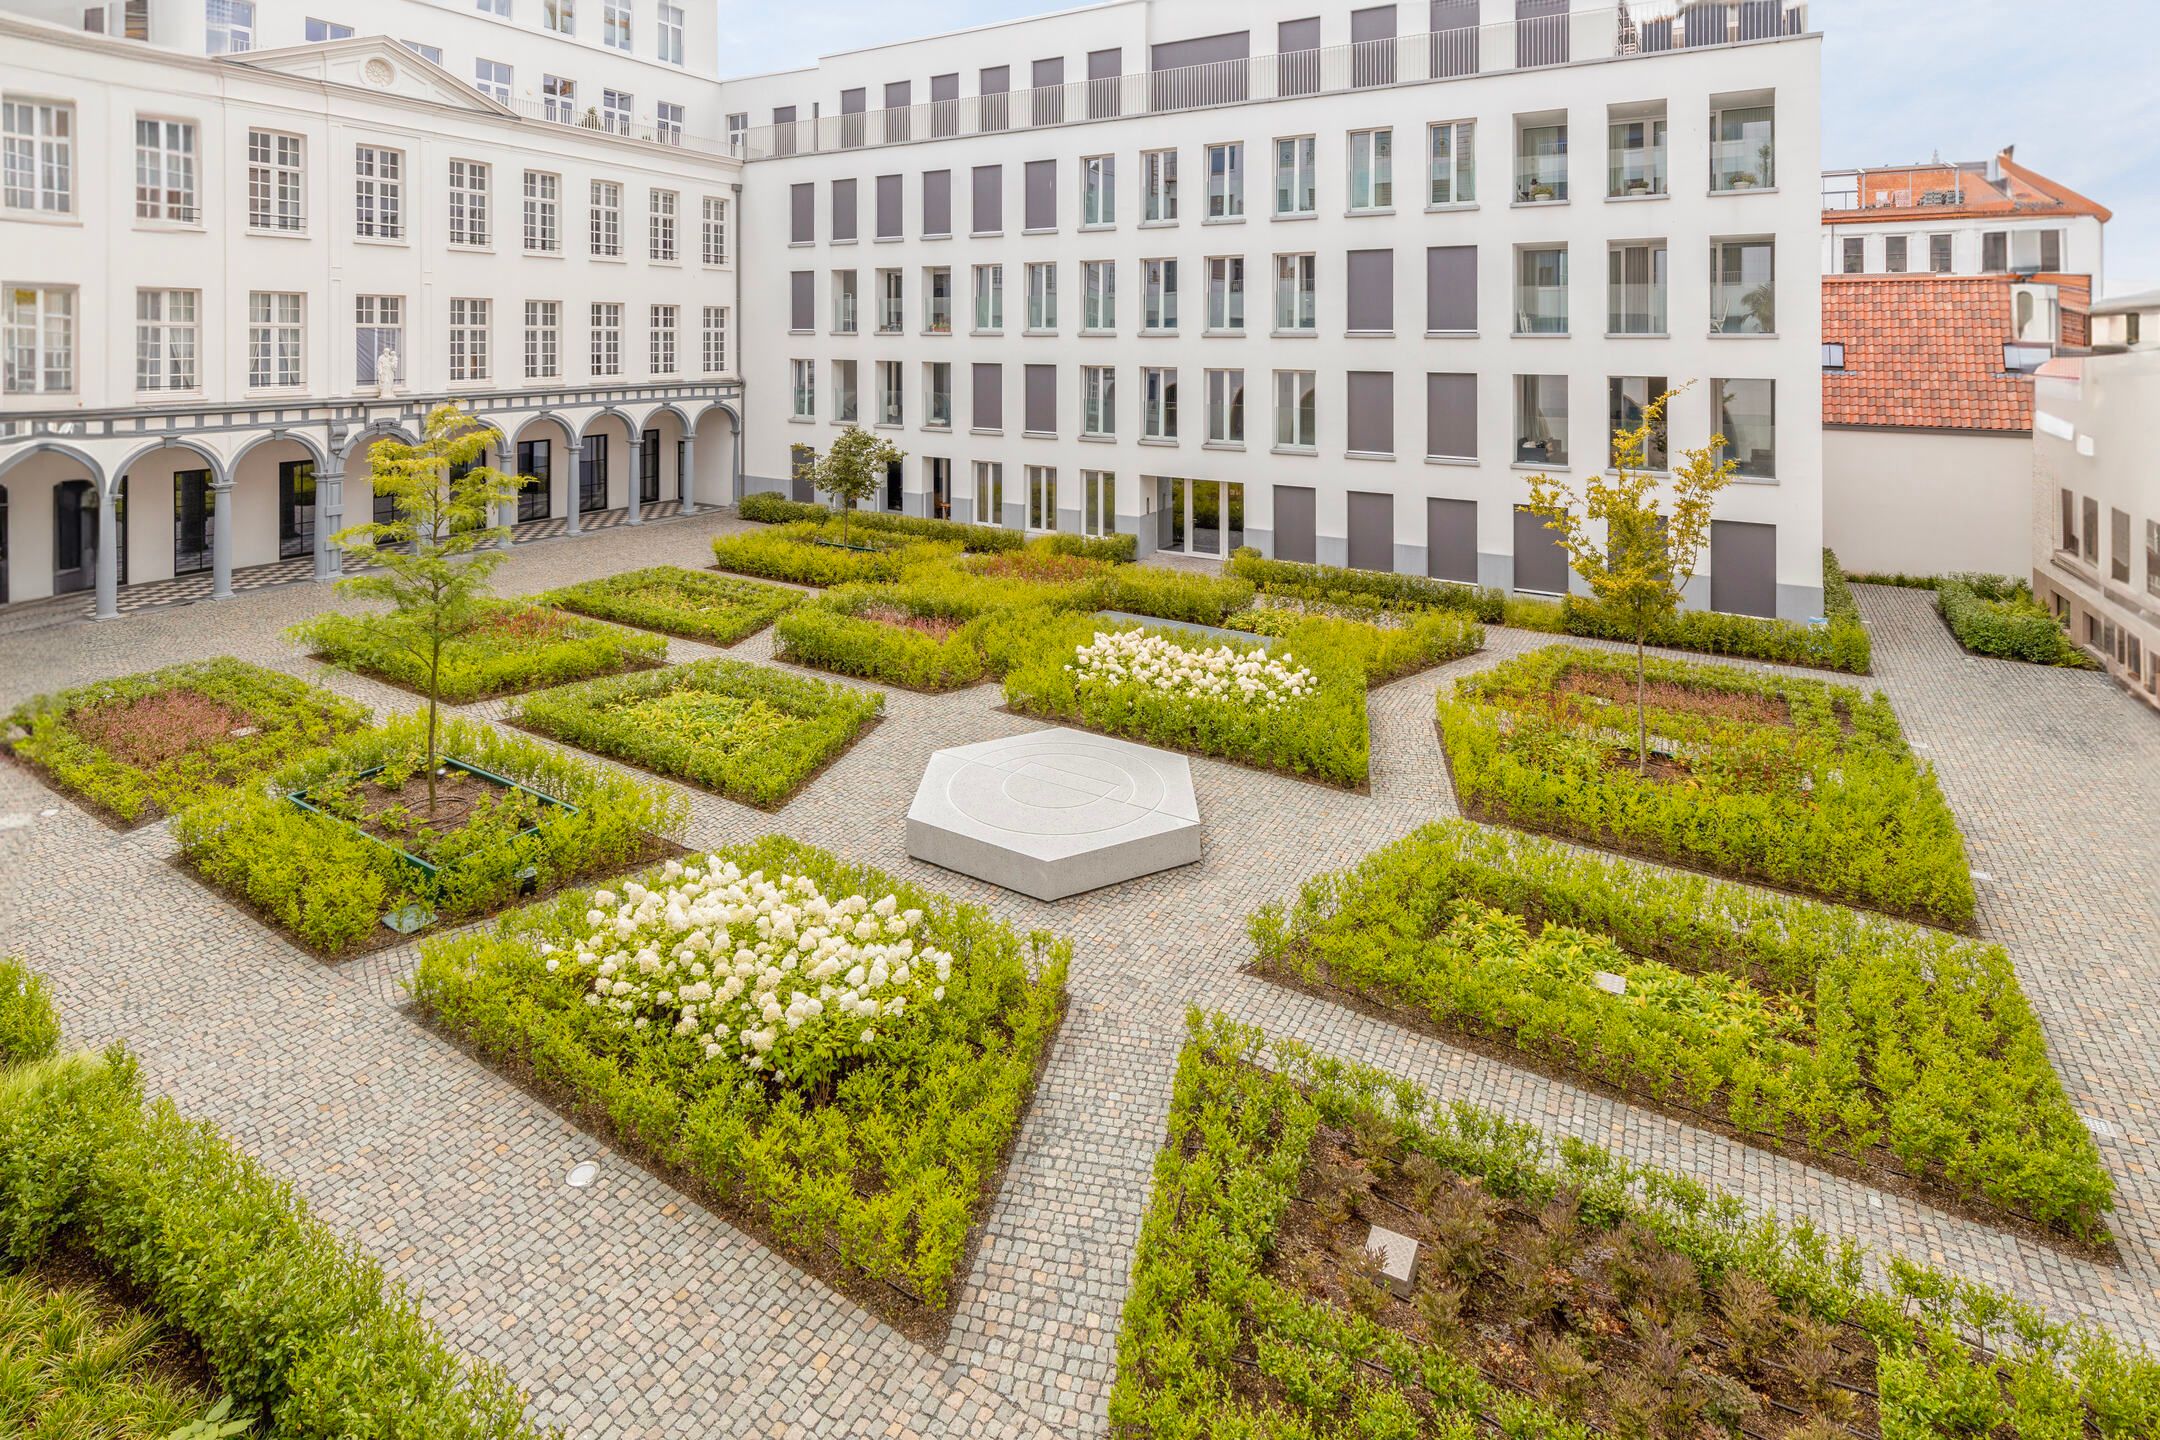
(1513, 503, 1568, 594)
(1278, 17, 1322, 94)
(876, 174, 901, 239)
(1710, 519, 1777, 618)
(1150, 31, 1251, 69)
(789, 271, 813, 331)
(1346, 371, 1394, 456)
(1279, 16, 1320, 48)
(923, 170, 951, 236)
(1033, 57, 1064, 87)
(1352, 4, 1397, 40)
(1426, 245, 1476, 331)
(830, 178, 856, 242)
(773, 105, 795, 125)
(1347, 249, 1394, 333)
(1427, 497, 1477, 583)
(1089, 47, 1122, 78)
(1347, 491, 1394, 573)
(1426, 372, 1476, 459)
(1024, 363, 1056, 433)
(980, 65, 1009, 92)
(840, 88, 866, 115)
(972, 164, 1002, 233)
(972, 362, 1003, 429)
(1274, 484, 1317, 562)
(1025, 159, 1057, 231)
(931, 73, 958, 101)
(789, 182, 813, 244)
(884, 81, 910, 110)
(1351, 3, 1398, 84)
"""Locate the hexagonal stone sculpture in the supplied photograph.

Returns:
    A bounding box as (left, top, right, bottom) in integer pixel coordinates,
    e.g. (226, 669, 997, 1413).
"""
(905, 728, 1201, 901)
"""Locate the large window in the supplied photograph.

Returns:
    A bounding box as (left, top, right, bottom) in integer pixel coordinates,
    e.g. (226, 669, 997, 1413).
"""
(1206, 142, 1243, 219)
(1082, 260, 1115, 331)
(1143, 258, 1178, 331)
(973, 461, 1004, 523)
(589, 179, 620, 256)
(924, 267, 952, 333)
(604, 0, 632, 50)
(1608, 241, 1667, 335)
(1274, 135, 1316, 215)
(3, 285, 74, 394)
(448, 297, 489, 381)
(1142, 367, 1178, 440)
(1347, 128, 1392, 211)
(878, 269, 904, 334)
(1274, 253, 1315, 332)
(656, 101, 684, 145)
(246, 130, 303, 231)
(523, 171, 560, 253)
(448, 158, 488, 245)
(1082, 470, 1115, 537)
(135, 289, 198, 391)
(1711, 238, 1775, 334)
(973, 263, 1003, 331)
(1885, 235, 1908, 273)
(524, 299, 559, 379)
(1025, 262, 1057, 330)
(1026, 466, 1057, 530)
(650, 303, 677, 374)
(1206, 368, 1245, 444)
(1715, 379, 1775, 479)
(702, 305, 727, 373)
(1274, 369, 1316, 449)
(1143, 149, 1178, 222)
(1515, 120, 1567, 202)
(543, 75, 577, 124)
(247, 291, 303, 389)
(1082, 154, 1115, 225)
(1428, 119, 1474, 205)
(1608, 375, 1669, 469)
(1710, 101, 1774, 191)
(205, 0, 253, 53)
(590, 302, 622, 377)
(833, 359, 857, 422)
(545, 0, 574, 32)
(833, 270, 858, 334)
(134, 118, 196, 222)
(924, 361, 951, 426)
(1515, 246, 1568, 335)
(356, 295, 402, 385)
(602, 89, 633, 136)
(1514, 374, 1567, 466)
(1082, 365, 1114, 436)
(792, 358, 815, 418)
(648, 189, 677, 260)
(1206, 256, 1245, 332)
(701, 196, 727, 264)
(353, 144, 402, 240)
(1608, 111, 1667, 197)
(656, 1, 684, 63)
(473, 58, 511, 104)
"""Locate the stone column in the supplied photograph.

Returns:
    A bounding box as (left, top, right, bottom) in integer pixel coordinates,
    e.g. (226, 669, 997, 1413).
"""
(93, 486, 119, 621)
(732, 421, 745, 505)
(679, 435, 699, 514)
(210, 480, 235, 600)
(626, 440, 643, 525)
(313, 459, 344, 581)
(565, 440, 583, 536)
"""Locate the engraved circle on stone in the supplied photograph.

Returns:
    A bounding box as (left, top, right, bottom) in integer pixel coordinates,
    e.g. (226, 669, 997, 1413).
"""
(946, 743, 1165, 837)
(364, 57, 395, 86)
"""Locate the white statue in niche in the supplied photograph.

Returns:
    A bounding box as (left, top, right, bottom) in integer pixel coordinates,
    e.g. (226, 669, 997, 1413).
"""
(375, 344, 400, 397)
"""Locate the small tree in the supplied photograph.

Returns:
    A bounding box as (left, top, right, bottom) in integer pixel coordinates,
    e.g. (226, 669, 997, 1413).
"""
(1525, 386, 1737, 774)
(799, 424, 904, 548)
(331, 403, 523, 812)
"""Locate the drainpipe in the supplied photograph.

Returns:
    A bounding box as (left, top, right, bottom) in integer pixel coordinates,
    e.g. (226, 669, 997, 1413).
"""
(731, 179, 745, 505)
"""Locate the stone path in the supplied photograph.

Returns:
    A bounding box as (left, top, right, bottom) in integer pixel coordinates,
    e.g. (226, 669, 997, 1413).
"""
(1, 519, 2156, 1438)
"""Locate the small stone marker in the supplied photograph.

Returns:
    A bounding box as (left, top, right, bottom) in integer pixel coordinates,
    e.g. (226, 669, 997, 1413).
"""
(1591, 970, 1628, 996)
(1971, 871, 1994, 883)
(1363, 1224, 1419, 1298)
(0, 814, 29, 832)
(229, 725, 258, 738)
(2082, 1112, 2121, 1141)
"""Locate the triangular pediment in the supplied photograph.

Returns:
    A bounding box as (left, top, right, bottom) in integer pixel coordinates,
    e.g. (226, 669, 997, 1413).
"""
(227, 36, 513, 117)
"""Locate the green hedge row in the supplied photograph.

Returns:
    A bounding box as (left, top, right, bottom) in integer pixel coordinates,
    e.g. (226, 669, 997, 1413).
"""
(737, 491, 826, 524)
(1938, 575, 2093, 666)
(292, 602, 667, 703)
(774, 588, 996, 691)
(737, 491, 1140, 561)
(1089, 566, 1255, 625)
(710, 523, 959, 586)
(1248, 820, 2109, 1240)
(1228, 548, 1506, 622)
(543, 565, 801, 646)
(1561, 552, 1871, 674)
(1227, 609, 1485, 685)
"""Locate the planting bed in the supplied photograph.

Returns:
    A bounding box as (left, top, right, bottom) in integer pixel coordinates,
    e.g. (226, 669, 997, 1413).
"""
(291, 600, 667, 703)
(544, 565, 802, 646)
(1437, 645, 1974, 927)
(709, 521, 957, 587)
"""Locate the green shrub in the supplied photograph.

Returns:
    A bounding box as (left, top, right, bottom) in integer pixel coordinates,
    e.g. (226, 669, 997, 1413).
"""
(848, 510, 1026, 553)
(1229, 548, 1506, 622)
(775, 599, 988, 691)
(737, 491, 827, 523)
(173, 712, 685, 954)
(1227, 609, 1485, 683)
(5, 659, 370, 825)
(544, 566, 800, 645)
(709, 522, 958, 586)
(512, 657, 881, 807)
(1503, 595, 1568, 632)
(291, 602, 666, 703)
(1938, 575, 2092, 666)
(1249, 820, 2108, 1239)
(1438, 645, 1975, 927)
(0, 958, 58, 1066)
(409, 836, 1067, 1310)
(1562, 549, 1871, 674)
(1039, 530, 1138, 563)
(1844, 570, 1943, 589)
(1089, 566, 1255, 625)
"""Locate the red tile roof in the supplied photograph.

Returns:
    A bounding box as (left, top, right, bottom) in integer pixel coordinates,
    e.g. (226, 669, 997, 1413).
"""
(1822, 275, 2036, 431)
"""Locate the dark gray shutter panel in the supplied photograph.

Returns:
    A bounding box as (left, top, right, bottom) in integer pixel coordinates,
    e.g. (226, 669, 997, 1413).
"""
(1088, 47, 1121, 78)
(972, 164, 1002, 233)
(1279, 16, 1320, 48)
(1710, 520, 1779, 618)
(790, 182, 813, 244)
(772, 105, 796, 125)
(789, 271, 813, 331)
(1024, 159, 1056, 231)
(1427, 498, 1477, 582)
(1032, 56, 1064, 87)
(840, 87, 866, 114)
(979, 65, 1009, 92)
(1347, 491, 1394, 572)
(931, 72, 958, 101)
(1024, 364, 1056, 433)
(972, 362, 1003, 429)
(830, 178, 856, 242)
(1425, 372, 1476, 458)
(1346, 371, 1394, 455)
(1273, 484, 1317, 563)
(922, 170, 951, 236)
(884, 80, 910, 110)
(876, 174, 901, 239)
(1425, 245, 1477, 332)
(1277, 17, 1321, 94)
(1513, 504, 1569, 594)
(1346, 249, 1394, 333)
(1149, 31, 1250, 69)
(1352, 5, 1397, 40)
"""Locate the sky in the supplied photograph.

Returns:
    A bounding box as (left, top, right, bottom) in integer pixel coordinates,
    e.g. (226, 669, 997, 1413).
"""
(716, 0, 2160, 297)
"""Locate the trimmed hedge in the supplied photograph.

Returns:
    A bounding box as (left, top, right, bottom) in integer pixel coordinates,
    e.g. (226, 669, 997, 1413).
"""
(709, 522, 958, 586)
(1249, 820, 2110, 1240)
(1938, 575, 2093, 666)
(737, 491, 826, 523)
(1229, 548, 1506, 622)
(5, 659, 370, 825)
(544, 566, 800, 645)
(409, 835, 1067, 1310)
(1439, 645, 1975, 927)
(1227, 609, 1485, 684)
(1089, 566, 1255, 625)
(0, 958, 58, 1066)
(292, 602, 667, 703)
(510, 658, 882, 808)
(1561, 553, 1871, 674)
(775, 596, 990, 691)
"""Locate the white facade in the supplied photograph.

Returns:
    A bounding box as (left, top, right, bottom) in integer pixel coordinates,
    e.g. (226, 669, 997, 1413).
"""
(1822, 429, 2031, 578)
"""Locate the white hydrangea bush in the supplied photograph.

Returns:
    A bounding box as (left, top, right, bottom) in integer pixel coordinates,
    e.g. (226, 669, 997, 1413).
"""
(1068, 629, 1316, 707)
(549, 855, 952, 1088)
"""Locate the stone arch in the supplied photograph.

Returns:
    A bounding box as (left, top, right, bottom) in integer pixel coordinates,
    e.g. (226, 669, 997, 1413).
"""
(227, 428, 330, 475)
(336, 419, 419, 467)
(111, 437, 226, 500)
(0, 441, 108, 492)
(689, 402, 742, 507)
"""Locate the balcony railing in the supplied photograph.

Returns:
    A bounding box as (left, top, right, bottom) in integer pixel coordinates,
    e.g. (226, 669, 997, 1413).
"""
(738, 1, 1810, 161)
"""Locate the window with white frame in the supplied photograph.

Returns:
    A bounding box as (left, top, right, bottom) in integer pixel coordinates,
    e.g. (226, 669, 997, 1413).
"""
(473, 58, 511, 104)
(1515, 245, 1568, 335)
(1082, 470, 1114, 536)
(205, 0, 253, 53)
(878, 269, 903, 334)
(726, 112, 747, 153)
(306, 18, 352, 41)
(701, 196, 727, 263)
(1082, 154, 1114, 225)
(448, 297, 490, 381)
(1274, 253, 1315, 332)
(524, 299, 559, 379)
(1348, 128, 1392, 210)
(475, 0, 507, 15)
(973, 460, 1003, 522)
(247, 291, 303, 388)
(1274, 369, 1316, 448)
(649, 189, 677, 260)
(591, 302, 622, 376)
(1143, 258, 1177, 331)
(973, 263, 1004, 331)
(603, 0, 631, 50)
(878, 359, 903, 425)
(354, 145, 402, 239)
(1608, 240, 1667, 335)
(523, 171, 559, 252)
(1142, 149, 1178, 222)
(1206, 141, 1243, 219)
(656, 1, 683, 63)
(3, 285, 74, 394)
(701, 305, 727, 372)
(135, 289, 197, 391)
(543, 75, 576, 124)
(833, 358, 857, 421)
(1082, 365, 1114, 436)
(650, 303, 677, 373)
(656, 101, 683, 144)
(1714, 378, 1775, 478)
(1428, 120, 1475, 205)
(1026, 262, 1057, 330)
(246, 130, 303, 231)
(355, 294, 402, 384)
(403, 40, 443, 64)
(833, 270, 858, 333)
(1514, 373, 1568, 465)
(792, 358, 815, 417)
(1711, 237, 1774, 334)
(924, 361, 951, 425)
(924, 266, 951, 332)
(1082, 260, 1115, 331)
(2, 101, 72, 215)
(544, 0, 573, 32)
(1709, 101, 1774, 192)
(1142, 366, 1177, 439)
(448, 159, 488, 246)
(1206, 368, 1245, 444)
(134, 118, 195, 222)
(1206, 256, 1244, 331)
(589, 179, 620, 256)
(602, 89, 632, 135)
(1275, 135, 1316, 215)
(1026, 465, 1056, 530)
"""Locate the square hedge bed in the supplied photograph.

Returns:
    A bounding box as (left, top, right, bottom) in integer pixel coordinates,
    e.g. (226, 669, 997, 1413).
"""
(4, 658, 370, 827)
(173, 711, 686, 956)
(1438, 645, 1974, 928)
(544, 565, 803, 646)
(1115, 1014, 2158, 1440)
(709, 520, 960, 587)
(290, 599, 668, 703)
(510, 657, 883, 808)
(409, 835, 1068, 1328)
(1249, 820, 2111, 1245)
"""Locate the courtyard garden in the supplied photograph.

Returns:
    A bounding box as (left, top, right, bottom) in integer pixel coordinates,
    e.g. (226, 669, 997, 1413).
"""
(543, 565, 802, 646)
(292, 599, 668, 703)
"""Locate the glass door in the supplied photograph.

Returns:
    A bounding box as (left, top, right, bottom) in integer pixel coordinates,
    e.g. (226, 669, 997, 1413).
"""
(884, 459, 903, 512)
(639, 429, 660, 504)
(1152, 478, 1245, 557)
(515, 439, 551, 522)
(53, 480, 97, 594)
(579, 435, 608, 513)
(173, 470, 214, 575)
(279, 459, 316, 559)
(929, 458, 951, 519)
(1156, 477, 1187, 553)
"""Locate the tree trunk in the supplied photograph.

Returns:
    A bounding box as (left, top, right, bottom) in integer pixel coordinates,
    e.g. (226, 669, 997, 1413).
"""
(1635, 632, 1648, 777)
(426, 631, 442, 814)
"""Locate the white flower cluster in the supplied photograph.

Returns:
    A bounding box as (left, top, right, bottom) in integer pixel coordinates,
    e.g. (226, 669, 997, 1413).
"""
(1068, 629, 1316, 708)
(553, 857, 950, 1085)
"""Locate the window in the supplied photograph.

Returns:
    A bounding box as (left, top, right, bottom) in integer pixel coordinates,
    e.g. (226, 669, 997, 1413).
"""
(1082, 261, 1115, 331)
(2147, 520, 2160, 598)
(1516, 246, 1567, 334)
(1516, 120, 1567, 201)
(924, 361, 951, 426)
(1608, 375, 1668, 468)
(2081, 496, 2098, 564)
(973, 264, 1004, 331)
(656, 101, 684, 145)
(700, 305, 727, 372)
(355, 294, 402, 384)
(305, 17, 352, 40)
(3, 285, 74, 393)
(973, 461, 1004, 522)
(1143, 149, 1178, 222)
(726, 112, 747, 153)
(1346, 248, 1392, 334)
(524, 299, 559, 379)
(1841, 236, 1864, 273)
(1426, 245, 1476, 333)
(135, 289, 197, 391)
(1710, 102, 1774, 190)
(247, 291, 302, 388)
(1274, 253, 1316, 332)
(473, 58, 511, 105)
(205, 0, 253, 53)
(924, 267, 952, 333)
(1143, 258, 1178, 331)
(544, 0, 573, 32)
(1274, 369, 1316, 449)
(1885, 235, 1908, 273)
(1021, 161, 1052, 232)
(1821, 342, 1845, 370)
(246, 130, 303, 231)
(543, 75, 576, 124)
(588, 179, 619, 256)
(1348, 128, 1392, 210)
(649, 189, 677, 260)
(1515, 374, 1567, 466)
(833, 359, 858, 421)
(1428, 120, 1475, 205)
(1206, 368, 1245, 444)
(448, 297, 489, 381)
(1426, 372, 1476, 461)
(1928, 233, 1952, 273)
(1711, 238, 1775, 334)
(402, 40, 443, 64)
(656, 1, 683, 64)
(523, 171, 560, 252)
(833, 270, 858, 334)
(1082, 470, 1116, 536)
(2, 102, 72, 215)
(877, 269, 903, 334)
(1026, 466, 1057, 530)
(1608, 241, 1667, 334)
(650, 303, 677, 374)
(353, 145, 402, 239)
(1346, 371, 1393, 456)
(792, 358, 815, 417)
(1608, 112, 1666, 197)
(1142, 367, 1178, 439)
(1026, 262, 1057, 330)
(134, 118, 196, 222)
(1275, 136, 1316, 215)
(1082, 365, 1114, 436)
(1715, 379, 1775, 478)
(590, 302, 622, 376)
(604, 0, 631, 50)
(602, 89, 632, 135)
(448, 159, 488, 245)
(1206, 142, 1243, 219)
(475, 0, 507, 14)
(1206, 256, 1245, 332)
(700, 196, 727, 264)
(2110, 507, 2131, 583)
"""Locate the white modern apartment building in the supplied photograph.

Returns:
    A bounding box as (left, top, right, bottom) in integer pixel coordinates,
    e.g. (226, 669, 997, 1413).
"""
(0, 5, 741, 616)
(726, 0, 1825, 619)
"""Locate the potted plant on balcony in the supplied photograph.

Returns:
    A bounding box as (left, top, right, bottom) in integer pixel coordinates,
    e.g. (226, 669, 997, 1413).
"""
(1529, 181, 1557, 201)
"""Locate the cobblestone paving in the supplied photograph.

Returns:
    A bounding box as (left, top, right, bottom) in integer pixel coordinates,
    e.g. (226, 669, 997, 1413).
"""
(1, 523, 2156, 1438)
